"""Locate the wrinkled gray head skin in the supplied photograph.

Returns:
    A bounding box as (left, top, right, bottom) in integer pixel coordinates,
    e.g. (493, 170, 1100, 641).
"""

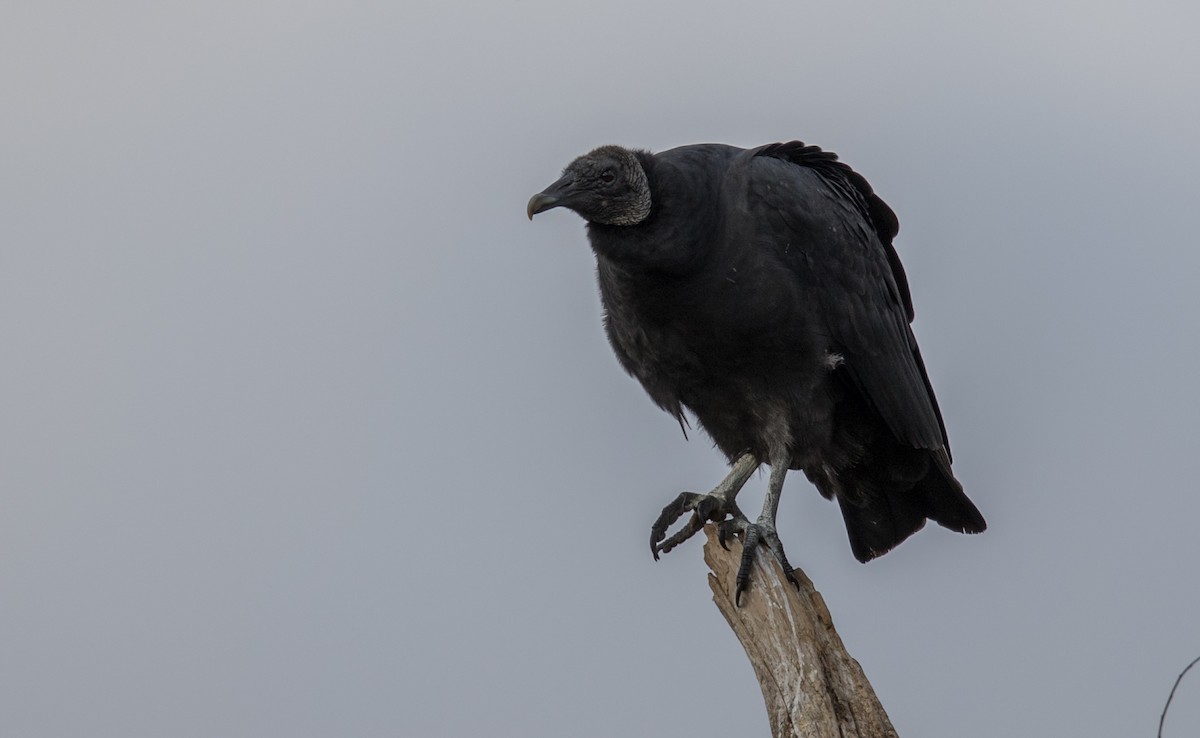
(527, 145, 651, 226)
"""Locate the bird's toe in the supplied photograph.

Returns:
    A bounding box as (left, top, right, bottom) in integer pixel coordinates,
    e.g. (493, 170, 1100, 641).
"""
(650, 491, 743, 560)
(734, 521, 799, 607)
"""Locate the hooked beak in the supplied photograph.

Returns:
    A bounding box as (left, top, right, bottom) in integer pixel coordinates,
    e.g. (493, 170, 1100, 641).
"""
(526, 174, 574, 220)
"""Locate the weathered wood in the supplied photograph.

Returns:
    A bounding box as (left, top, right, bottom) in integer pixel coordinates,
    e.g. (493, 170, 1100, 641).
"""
(703, 525, 899, 738)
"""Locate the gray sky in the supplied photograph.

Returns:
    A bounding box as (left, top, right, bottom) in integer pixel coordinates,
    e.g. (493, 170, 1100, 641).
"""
(3, 1, 1199, 736)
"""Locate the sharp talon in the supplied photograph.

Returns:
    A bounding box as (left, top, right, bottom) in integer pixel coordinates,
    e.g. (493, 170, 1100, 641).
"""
(716, 516, 746, 552)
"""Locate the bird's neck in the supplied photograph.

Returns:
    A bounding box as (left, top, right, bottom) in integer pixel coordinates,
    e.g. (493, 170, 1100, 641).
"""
(587, 156, 715, 275)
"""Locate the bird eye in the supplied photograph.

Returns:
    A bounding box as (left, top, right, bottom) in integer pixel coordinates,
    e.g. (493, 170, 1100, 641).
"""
(600, 170, 616, 184)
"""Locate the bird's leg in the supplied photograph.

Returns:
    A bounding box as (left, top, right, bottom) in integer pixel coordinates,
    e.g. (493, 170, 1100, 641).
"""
(650, 452, 758, 560)
(728, 460, 801, 606)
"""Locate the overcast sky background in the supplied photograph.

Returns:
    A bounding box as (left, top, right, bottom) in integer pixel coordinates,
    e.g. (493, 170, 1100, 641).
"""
(2, 2, 1198, 736)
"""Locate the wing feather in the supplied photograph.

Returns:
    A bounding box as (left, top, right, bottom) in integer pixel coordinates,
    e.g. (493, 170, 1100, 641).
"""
(742, 143, 950, 454)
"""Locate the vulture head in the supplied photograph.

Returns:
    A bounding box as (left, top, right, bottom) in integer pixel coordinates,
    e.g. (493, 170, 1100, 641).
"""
(527, 145, 651, 226)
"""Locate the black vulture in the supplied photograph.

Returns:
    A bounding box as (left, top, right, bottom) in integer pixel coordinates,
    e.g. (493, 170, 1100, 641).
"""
(527, 141, 985, 602)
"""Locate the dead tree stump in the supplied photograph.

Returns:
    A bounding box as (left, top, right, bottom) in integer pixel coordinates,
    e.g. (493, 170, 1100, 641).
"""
(703, 525, 899, 738)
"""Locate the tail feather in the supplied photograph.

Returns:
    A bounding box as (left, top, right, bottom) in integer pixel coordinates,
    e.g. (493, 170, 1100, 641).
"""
(831, 450, 986, 563)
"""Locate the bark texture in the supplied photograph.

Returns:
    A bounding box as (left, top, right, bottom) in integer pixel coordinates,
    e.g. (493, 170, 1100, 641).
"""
(703, 525, 899, 738)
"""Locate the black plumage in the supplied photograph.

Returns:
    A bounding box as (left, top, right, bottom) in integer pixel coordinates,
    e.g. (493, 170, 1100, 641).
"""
(528, 141, 984, 591)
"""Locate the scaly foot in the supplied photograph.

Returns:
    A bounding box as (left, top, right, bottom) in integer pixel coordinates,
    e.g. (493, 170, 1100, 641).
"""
(650, 491, 749, 560)
(649, 453, 758, 561)
(717, 517, 800, 606)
